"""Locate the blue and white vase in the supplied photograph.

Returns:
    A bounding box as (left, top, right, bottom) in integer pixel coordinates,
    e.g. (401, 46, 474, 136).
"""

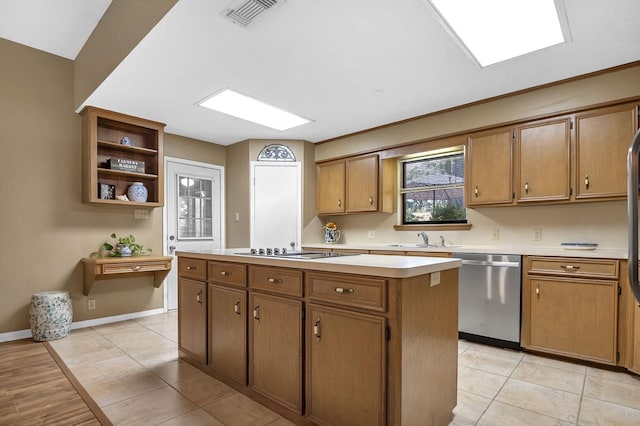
(127, 182, 148, 202)
(120, 136, 132, 146)
(118, 245, 132, 257)
(324, 228, 341, 243)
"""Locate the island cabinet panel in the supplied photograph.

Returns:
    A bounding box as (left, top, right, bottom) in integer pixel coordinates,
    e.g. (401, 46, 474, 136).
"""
(249, 292, 303, 414)
(208, 284, 247, 385)
(178, 277, 207, 363)
(306, 303, 386, 426)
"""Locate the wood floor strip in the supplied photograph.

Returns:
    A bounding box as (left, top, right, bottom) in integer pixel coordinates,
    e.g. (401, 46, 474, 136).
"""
(0, 339, 112, 426)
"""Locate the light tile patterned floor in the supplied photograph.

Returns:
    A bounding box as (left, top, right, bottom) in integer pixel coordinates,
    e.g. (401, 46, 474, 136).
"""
(48, 313, 640, 425)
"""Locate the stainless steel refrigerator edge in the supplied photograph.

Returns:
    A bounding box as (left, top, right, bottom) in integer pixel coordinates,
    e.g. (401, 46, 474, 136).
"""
(457, 253, 522, 349)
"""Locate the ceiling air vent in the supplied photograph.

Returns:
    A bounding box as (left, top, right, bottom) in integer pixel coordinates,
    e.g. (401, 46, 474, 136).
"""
(222, 0, 285, 28)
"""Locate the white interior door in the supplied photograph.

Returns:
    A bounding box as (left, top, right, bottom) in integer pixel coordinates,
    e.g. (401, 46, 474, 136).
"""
(251, 162, 301, 251)
(164, 157, 224, 311)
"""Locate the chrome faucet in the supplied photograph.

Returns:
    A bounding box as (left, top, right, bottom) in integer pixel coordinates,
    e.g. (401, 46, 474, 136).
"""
(440, 235, 445, 247)
(417, 231, 429, 245)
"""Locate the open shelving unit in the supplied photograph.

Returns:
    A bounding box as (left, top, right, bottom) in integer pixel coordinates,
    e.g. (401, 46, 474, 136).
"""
(81, 106, 166, 207)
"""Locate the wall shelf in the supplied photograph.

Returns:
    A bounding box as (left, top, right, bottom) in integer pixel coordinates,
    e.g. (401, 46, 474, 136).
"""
(81, 256, 172, 296)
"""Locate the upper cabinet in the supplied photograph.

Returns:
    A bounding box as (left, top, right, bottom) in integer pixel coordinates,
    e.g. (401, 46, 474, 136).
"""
(515, 117, 571, 203)
(317, 154, 395, 216)
(574, 103, 639, 200)
(81, 106, 165, 207)
(466, 127, 514, 207)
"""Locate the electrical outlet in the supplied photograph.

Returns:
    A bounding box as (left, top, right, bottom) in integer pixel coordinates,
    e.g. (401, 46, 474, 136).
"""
(492, 229, 499, 240)
(88, 299, 96, 310)
(367, 230, 376, 239)
(533, 228, 542, 241)
(134, 209, 149, 219)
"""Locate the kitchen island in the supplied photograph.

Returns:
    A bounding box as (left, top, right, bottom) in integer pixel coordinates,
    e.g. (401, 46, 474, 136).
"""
(176, 249, 461, 426)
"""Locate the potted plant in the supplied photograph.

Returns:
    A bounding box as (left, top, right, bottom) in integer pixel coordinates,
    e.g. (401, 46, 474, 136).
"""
(100, 233, 152, 257)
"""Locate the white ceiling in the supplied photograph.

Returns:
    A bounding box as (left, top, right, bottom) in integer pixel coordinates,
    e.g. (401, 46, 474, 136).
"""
(3, 0, 640, 145)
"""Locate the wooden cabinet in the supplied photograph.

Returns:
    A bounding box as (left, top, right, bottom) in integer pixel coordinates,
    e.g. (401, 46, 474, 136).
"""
(306, 303, 386, 426)
(574, 103, 639, 200)
(346, 154, 379, 213)
(522, 256, 619, 364)
(81, 106, 165, 207)
(317, 154, 395, 215)
(515, 117, 571, 203)
(208, 284, 247, 385)
(178, 277, 207, 363)
(465, 127, 514, 206)
(316, 160, 345, 215)
(207, 261, 247, 385)
(249, 292, 303, 414)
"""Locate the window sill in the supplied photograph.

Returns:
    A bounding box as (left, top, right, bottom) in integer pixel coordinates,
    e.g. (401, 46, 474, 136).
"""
(393, 223, 472, 231)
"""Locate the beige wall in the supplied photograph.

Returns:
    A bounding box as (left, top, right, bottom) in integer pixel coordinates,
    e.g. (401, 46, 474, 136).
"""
(307, 65, 640, 249)
(0, 39, 227, 335)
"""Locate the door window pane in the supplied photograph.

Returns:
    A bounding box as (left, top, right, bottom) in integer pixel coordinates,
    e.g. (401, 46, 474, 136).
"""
(178, 175, 214, 240)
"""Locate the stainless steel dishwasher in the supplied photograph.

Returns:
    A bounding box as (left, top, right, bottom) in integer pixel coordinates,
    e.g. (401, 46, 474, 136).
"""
(457, 253, 522, 350)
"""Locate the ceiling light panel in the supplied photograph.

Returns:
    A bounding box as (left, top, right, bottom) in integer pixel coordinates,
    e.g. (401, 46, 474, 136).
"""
(198, 89, 311, 131)
(426, 0, 569, 67)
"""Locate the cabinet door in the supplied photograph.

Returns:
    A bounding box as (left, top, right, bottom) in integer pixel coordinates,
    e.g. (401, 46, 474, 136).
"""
(208, 284, 247, 385)
(575, 103, 639, 200)
(178, 278, 207, 363)
(631, 302, 640, 374)
(317, 160, 346, 215)
(516, 117, 571, 202)
(346, 154, 379, 213)
(526, 276, 618, 364)
(249, 293, 302, 413)
(306, 304, 386, 426)
(466, 127, 514, 206)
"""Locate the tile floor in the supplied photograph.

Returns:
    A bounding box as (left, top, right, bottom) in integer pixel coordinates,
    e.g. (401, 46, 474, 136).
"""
(47, 312, 640, 425)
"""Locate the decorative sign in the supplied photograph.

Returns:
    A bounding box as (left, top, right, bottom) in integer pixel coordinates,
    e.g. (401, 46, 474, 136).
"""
(107, 158, 146, 173)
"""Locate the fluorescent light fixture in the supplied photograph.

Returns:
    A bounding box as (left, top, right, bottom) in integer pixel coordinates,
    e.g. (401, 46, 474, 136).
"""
(427, 0, 569, 67)
(198, 88, 311, 131)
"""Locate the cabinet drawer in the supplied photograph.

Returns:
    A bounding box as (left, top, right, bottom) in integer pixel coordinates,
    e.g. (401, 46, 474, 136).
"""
(249, 266, 303, 297)
(101, 260, 171, 275)
(178, 258, 207, 280)
(208, 261, 246, 287)
(306, 272, 387, 312)
(528, 257, 618, 279)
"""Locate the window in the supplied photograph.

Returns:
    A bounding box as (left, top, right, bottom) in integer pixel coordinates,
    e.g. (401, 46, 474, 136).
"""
(400, 149, 466, 224)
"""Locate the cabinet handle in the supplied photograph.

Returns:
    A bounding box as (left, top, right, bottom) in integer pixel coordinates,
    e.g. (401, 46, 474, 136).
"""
(474, 186, 479, 198)
(187, 266, 197, 270)
(561, 265, 580, 271)
(524, 182, 529, 194)
(313, 316, 321, 340)
(369, 196, 374, 205)
(267, 277, 283, 284)
(131, 265, 142, 271)
(253, 305, 260, 321)
(220, 271, 232, 276)
(584, 174, 589, 189)
(334, 287, 355, 294)
(196, 290, 203, 304)
(536, 283, 540, 299)
(337, 199, 342, 207)
(234, 300, 241, 316)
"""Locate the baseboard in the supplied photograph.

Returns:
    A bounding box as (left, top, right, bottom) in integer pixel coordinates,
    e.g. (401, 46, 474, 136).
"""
(0, 308, 166, 343)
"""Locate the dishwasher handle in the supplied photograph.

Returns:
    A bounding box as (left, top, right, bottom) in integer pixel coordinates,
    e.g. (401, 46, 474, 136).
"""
(461, 259, 521, 268)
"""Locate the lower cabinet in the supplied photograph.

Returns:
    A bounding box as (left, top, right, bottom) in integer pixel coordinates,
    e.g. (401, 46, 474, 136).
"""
(522, 256, 619, 364)
(208, 284, 247, 385)
(306, 303, 386, 426)
(249, 292, 303, 414)
(178, 277, 207, 363)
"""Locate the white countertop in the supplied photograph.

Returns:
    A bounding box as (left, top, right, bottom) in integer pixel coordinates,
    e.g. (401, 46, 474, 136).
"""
(302, 243, 629, 259)
(176, 249, 461, 278)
